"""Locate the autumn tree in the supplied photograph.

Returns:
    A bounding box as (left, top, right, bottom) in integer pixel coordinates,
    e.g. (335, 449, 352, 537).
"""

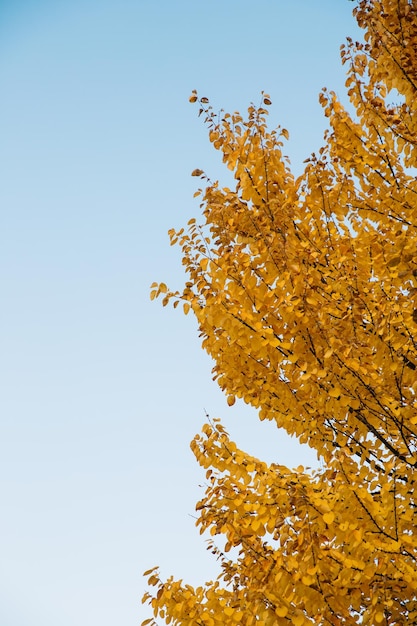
(143, 1, 417, 624)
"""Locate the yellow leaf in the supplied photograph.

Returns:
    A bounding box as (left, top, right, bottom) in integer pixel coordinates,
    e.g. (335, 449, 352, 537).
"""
(350, 397, 360, 410)
(328, 387, 341, 398)
(292, 614, 305, 626)
(323, 512, 335, 525)
(143, 567, 158, 576)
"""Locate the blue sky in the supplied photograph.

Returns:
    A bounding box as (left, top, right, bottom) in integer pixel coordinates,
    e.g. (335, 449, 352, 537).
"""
(0, 2, 362, 624)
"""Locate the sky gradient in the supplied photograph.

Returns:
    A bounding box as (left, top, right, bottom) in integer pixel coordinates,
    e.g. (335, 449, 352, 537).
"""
(0, 2, 362, 624)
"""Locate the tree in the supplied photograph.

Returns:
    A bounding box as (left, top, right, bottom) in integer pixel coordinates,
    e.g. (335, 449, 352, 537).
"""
(143, 1, 417, 624)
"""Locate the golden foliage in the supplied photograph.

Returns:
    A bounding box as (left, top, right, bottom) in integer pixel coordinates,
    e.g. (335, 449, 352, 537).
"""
(145, 1, 417, 624)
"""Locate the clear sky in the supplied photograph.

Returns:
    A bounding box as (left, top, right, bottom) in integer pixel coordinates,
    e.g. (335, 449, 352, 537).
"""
(0, 2, 362, 624)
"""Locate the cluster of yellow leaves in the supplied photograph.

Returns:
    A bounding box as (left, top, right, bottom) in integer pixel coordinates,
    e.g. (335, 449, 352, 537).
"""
(145, 1, 417, 624)
(144, 421, 417, 625)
